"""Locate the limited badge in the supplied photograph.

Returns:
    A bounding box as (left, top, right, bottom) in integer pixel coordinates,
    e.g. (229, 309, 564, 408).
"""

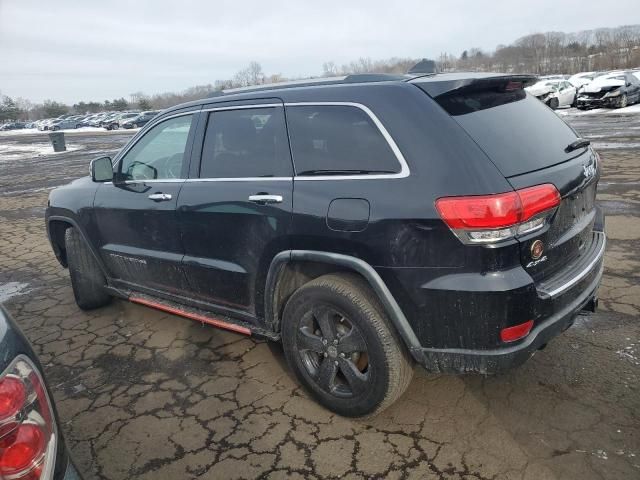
(530, 240, 544, 260)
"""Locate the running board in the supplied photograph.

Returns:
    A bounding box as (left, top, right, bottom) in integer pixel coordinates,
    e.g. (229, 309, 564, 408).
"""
(118, 291, 279, 340)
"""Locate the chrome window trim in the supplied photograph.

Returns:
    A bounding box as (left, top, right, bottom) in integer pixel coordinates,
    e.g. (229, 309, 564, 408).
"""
(284, 101, 410, 181)
(546, 232, 606, 298)
(185, 177, 293, 183)
(110, 101, 410, 183)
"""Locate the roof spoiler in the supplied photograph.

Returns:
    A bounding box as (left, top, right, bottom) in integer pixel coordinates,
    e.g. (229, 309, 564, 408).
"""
(408, 59, 437, 74)
(413, 74, 538, 98)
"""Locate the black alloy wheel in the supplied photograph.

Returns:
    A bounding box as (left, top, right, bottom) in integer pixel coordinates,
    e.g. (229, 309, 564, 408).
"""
(281, 273, 413, 417)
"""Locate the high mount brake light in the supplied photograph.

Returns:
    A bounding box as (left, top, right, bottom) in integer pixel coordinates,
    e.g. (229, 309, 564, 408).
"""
(435, 184, 561, 244)
(0, 357, 57, 480)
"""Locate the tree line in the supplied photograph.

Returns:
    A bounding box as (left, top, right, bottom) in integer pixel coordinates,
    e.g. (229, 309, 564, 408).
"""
(2, 24, 639, 122)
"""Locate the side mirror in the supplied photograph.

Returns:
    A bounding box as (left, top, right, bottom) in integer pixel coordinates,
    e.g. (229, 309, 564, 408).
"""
(90, 156, 113, 182)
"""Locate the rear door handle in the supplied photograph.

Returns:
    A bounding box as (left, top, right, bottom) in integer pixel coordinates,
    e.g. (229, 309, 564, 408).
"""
(148, 193, 172, 201)
(248, 194, 283, 204)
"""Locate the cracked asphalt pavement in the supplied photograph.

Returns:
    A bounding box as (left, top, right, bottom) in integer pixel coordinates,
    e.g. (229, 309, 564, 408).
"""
(0, 113, 638, 479)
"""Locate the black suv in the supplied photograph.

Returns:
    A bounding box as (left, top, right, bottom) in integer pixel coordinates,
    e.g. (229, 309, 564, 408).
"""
(46, 73, 605, 417)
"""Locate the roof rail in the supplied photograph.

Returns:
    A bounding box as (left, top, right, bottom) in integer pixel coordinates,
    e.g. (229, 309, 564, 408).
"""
(343, 73, 409, 83)
(214, 73, 410, 98)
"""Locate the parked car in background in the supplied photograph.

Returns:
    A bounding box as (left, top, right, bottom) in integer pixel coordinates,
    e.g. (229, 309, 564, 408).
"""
(49, 118, 81, 131)
(568, 72, 599, 90)
(115, 112, 140, 129)
(47, 72, 604, 416)
(0, 306, 83, 479)
(577, 71, 640, 109)
(99, 113, 121, 129)
(0, 122, 26, 131)
(525, 79, 577, 109)
(121, 110, 160, 129)
(539, 74, 568, 82)
(37, 119, 56, 131)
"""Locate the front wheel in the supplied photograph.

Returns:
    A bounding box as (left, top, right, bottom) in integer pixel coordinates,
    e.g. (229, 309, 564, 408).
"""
(618, 94, 628, 108)
(65, 228, 111, 310)
(548, 97, 559, 110)
(281, 273, 413, 417)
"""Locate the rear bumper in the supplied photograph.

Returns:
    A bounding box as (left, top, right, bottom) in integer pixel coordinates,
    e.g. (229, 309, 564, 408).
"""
(417, 258, 603, 373)
(412, 231, 606, 374)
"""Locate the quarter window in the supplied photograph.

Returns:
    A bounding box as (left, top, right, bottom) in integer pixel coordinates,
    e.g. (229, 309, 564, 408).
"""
(199, 107, 292, 178)
(119, 114, 193, 180)
(286, 105, 401, 175)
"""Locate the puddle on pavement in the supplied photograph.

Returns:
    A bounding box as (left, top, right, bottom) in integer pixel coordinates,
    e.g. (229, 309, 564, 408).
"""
(0, 282, 32, 303)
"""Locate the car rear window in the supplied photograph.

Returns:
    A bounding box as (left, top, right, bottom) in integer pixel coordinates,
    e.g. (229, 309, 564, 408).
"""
(419, 85, 580, 177)
(286, 105, 401, 175)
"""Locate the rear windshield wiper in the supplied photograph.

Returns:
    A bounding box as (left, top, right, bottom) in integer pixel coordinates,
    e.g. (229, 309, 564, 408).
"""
(565, 138, 591, 153)
(296, 169, 397, 176)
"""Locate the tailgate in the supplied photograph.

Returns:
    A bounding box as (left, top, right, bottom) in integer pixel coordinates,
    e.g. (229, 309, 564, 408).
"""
(415, 74, 602, 284)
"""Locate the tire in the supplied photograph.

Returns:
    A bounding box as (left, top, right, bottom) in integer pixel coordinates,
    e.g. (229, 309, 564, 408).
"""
(52, 126, 59, 131)
(281, 273, 413, 417)
(548, 97, 559, 110)
(65, 228, 111, 310)
(75, 124, 80, 129)
(571, 93, 577, 107)
(618, 94, 628, 109)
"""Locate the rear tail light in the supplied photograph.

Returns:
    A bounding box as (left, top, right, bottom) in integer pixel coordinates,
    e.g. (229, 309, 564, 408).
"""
(0, 357, 57, 480)
(500, 320, 534, 343)
(435, 184, 561, 244)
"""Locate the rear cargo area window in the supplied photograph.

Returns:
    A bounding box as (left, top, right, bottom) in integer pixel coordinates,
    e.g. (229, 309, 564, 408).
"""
(286, 105, 400, 175)
(430, 89, 580, 178)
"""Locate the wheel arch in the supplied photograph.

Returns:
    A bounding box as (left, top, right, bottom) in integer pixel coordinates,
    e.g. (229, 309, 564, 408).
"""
(46, 215, 108, 276)
(264, 250, 425, 363)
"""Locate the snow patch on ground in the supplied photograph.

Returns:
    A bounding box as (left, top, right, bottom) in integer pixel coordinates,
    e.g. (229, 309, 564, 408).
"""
(0, 126, 139, 137)
(558, 104, 640, 116)
(0, 282, 32, 303)
(0, 127, 109, 136)
(616, 342, 639, 366)
(0, 142, 84, 162)
(591, 142, 640, 150)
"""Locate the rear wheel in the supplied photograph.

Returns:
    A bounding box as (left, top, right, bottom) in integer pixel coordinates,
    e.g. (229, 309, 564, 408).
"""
(65, 228, 111, 310)
(281, 273, 413, 417)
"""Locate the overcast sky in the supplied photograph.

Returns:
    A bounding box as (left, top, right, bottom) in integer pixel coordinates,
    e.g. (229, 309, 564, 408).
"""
(0, 0, 636, 104)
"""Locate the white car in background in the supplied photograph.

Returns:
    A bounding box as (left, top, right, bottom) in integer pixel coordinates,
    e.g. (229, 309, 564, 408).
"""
(569, 72, 598, 89)
(525, 79, 577, 109)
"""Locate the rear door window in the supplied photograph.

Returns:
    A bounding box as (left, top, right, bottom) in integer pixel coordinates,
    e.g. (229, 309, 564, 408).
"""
(199, 107, 292, 178)
(286, 105, 401, 175)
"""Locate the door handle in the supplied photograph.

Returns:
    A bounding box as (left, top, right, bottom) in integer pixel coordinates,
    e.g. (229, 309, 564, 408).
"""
(148, 193, 172, 201)
(248, 194, 283, 204)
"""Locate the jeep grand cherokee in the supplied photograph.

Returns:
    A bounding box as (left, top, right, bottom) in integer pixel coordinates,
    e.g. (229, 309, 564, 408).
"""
(46, 72, 605, 417)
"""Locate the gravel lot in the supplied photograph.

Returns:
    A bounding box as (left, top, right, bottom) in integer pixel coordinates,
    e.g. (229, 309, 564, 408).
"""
(0, 110, 638, 479)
